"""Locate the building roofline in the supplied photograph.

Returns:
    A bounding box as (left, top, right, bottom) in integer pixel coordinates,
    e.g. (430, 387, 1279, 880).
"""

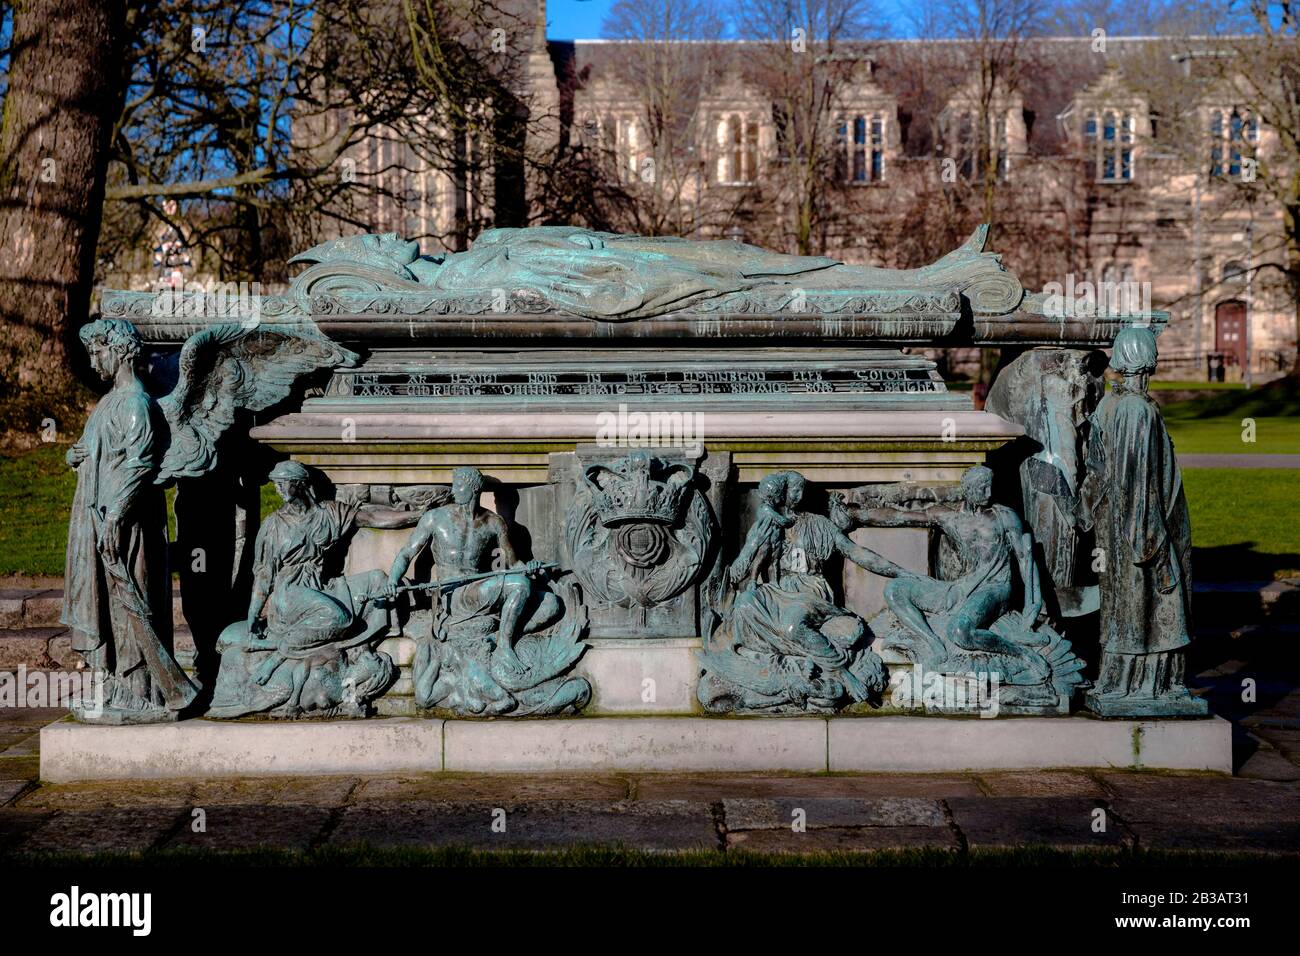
(562, 34, 1257, 46)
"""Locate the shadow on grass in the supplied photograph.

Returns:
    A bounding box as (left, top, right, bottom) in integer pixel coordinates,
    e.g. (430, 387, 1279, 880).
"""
(1163, 377, 1300, 421)
(1193, 543, 1300, 582)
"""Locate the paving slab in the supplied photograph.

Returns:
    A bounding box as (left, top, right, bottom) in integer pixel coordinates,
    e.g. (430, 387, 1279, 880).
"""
(0, 706, 65, 730)
(1114, 798, 1300, 853)
(0, 628, 63, 667)
(723, 797, 944, 830)
(0, 779, 32, 806)
(162, 805, 334, 852)
(727, 826, 958, 853)
(947, 797, 1133, 850)
(351, 773, 629, 803)
(1241, 690, 1300, 729)
(1236, 745, 1300, 781)
(1, 732, 40, 757)
(11, 807, 186, 856)
(0, 809, 55, 852)
(631, 772, 984, 800)
(1098, 773, 1300, 801)
(1252, 727, 1300, 759)
(190, 776, 361, 808)
(0, 594, 24, 628)
(329, 800, 719, 852)
(16, 779, 196, 810)
(976, 771, 1109, 797)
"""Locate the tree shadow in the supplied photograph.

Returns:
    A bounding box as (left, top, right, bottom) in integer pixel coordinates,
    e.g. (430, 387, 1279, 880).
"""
(1193, 543, 1300, 582)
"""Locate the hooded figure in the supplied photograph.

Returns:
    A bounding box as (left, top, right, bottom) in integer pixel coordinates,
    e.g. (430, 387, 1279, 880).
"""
(1080, 326, 1205, 716)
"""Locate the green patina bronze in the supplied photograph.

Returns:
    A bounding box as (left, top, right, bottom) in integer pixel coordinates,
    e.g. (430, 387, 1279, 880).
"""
(67, 226, 1204, 725)
(698, 471, 895, 714)
(1080, 327, 1205, 717)
(62, 319, 356, 723)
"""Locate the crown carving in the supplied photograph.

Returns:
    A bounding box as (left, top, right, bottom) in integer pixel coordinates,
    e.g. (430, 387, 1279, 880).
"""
(582, 452, 694, 527)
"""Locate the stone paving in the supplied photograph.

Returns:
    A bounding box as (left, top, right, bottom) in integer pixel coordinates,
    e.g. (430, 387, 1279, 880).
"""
(4, 610, 1300, 859)
(3, 703, 1299, 858)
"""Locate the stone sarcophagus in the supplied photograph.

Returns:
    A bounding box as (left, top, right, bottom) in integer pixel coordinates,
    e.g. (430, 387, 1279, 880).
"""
(46, 223, 1226, 777)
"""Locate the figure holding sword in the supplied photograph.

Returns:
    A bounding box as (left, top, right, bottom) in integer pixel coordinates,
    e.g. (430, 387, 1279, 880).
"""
(386, 467, 562, 682)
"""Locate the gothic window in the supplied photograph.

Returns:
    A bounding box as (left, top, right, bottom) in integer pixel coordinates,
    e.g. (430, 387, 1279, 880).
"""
(950, 110, 1006, 182)
(1084, 110, 1134, 182)
(619, 115, 641, 182)
(717, 113, 759, 184)
(1209, 107, 1258, 179)
(838, 113, 885, 183)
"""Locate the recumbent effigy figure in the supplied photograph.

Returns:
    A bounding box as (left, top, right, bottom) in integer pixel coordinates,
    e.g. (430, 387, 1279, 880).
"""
(698, 471, 898, 714)
(388, 466, 591, 717)
(209, 461, 402, 718)
(841, 466, 1086, 714)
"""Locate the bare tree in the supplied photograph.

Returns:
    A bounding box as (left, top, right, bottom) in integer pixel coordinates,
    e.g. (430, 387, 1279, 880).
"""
(733, 0, 878, 255)
(595, 0, 727, 236)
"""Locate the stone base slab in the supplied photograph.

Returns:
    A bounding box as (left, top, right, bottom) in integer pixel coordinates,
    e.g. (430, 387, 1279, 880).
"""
(40, 714, 1232, 781)
(575, 639, 702, 715)
(39, 717, 445, 782)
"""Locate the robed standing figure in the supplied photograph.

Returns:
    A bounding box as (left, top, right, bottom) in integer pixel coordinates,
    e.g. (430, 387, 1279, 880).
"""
(62, 319, 197, 720)
(1080, 326, 1205, 716)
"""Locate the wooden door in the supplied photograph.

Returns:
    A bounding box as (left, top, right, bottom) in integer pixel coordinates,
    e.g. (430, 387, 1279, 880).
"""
(1215, 300, 1247, 369)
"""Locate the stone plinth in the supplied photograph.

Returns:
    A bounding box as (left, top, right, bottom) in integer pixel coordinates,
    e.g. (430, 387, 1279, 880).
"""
(41, 714, 1232, 781)
(39, 716, 444, 782)
(252, 408, 1021, 485)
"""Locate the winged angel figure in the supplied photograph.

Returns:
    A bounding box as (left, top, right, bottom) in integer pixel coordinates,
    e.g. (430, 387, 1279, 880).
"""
(61, 317, 356, 723)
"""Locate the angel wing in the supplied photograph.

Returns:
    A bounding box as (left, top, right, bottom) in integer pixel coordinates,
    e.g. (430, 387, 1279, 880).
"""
(157, 323, 359, 482)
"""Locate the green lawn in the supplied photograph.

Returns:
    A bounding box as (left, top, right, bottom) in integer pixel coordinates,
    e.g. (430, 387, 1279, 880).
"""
(1149, 379, 1246, 391)
(0, 445, 279, 577)
(0, 444, 77, 577)
(1183, 468, 1300, 580)
(1167, 417, 1300, 454)
(1162, 378, 1300, 455)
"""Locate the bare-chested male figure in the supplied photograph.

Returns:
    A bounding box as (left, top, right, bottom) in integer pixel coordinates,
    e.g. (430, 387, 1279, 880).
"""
(386, 467, 559, 675)
(842, 466, 1043, 662)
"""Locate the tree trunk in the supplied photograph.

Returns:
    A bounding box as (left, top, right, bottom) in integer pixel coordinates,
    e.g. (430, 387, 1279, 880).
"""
(0, 0, 128, 436)
(1286, 207, 1300, 380)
